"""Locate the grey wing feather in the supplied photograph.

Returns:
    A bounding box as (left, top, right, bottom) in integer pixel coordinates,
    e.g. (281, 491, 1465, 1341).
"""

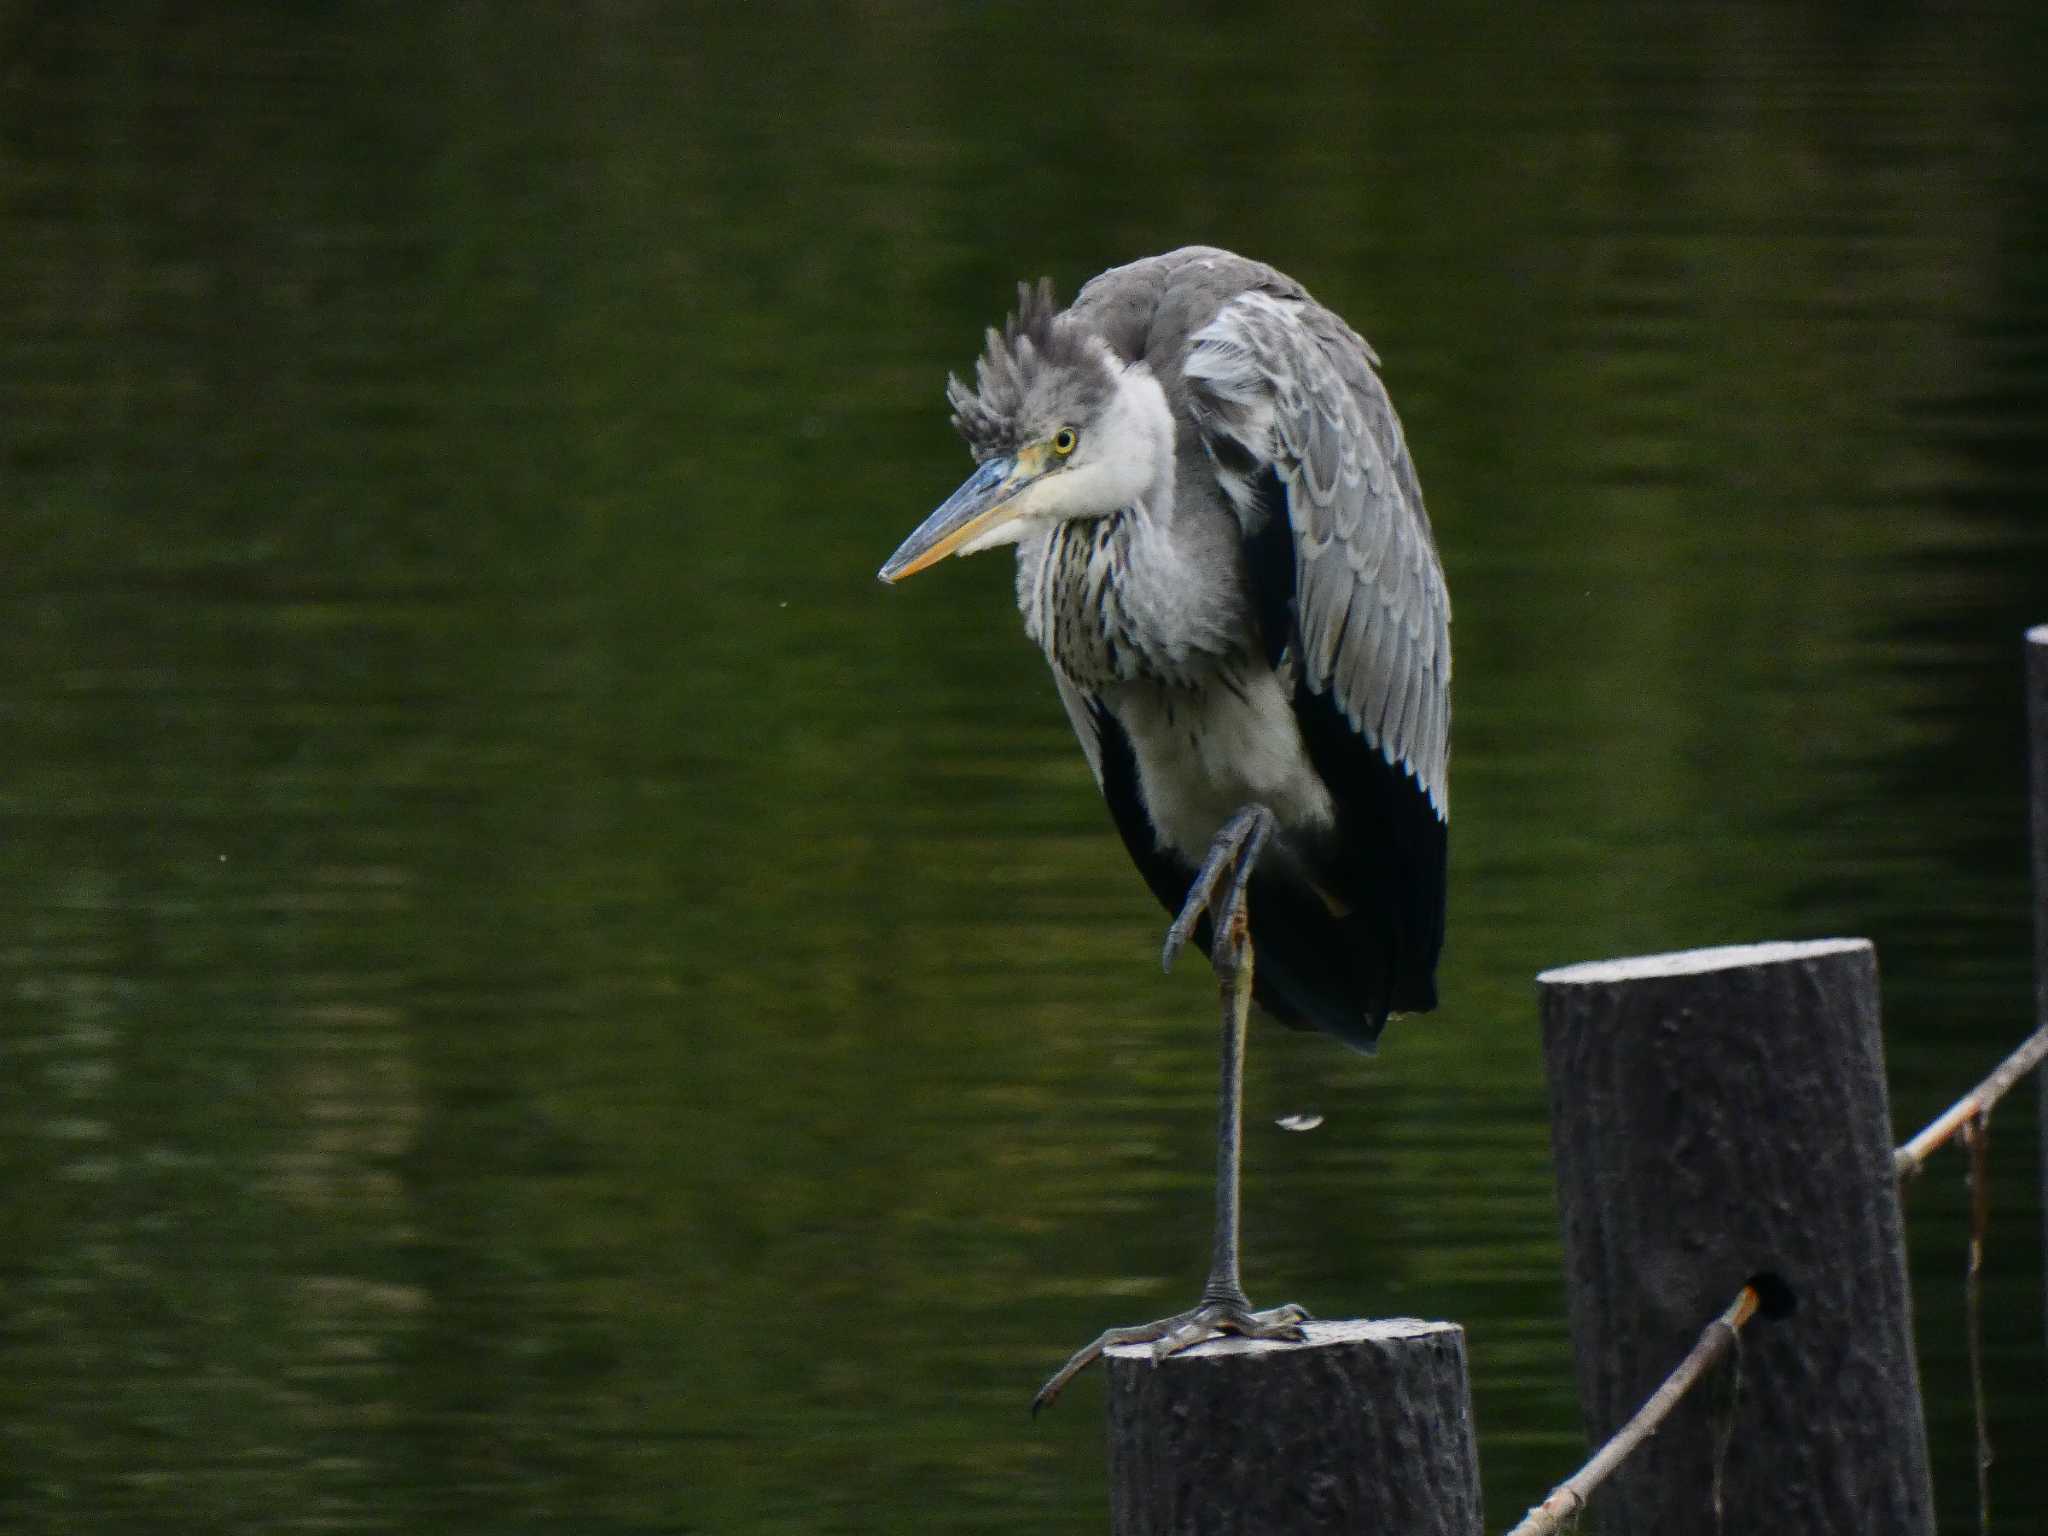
(1183, 291, 1451, 814)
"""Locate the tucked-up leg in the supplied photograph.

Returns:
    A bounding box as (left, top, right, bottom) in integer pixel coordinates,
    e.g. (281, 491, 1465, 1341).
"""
(1161, 802, 1272, 977)
(1032, 805, 1308, 1416)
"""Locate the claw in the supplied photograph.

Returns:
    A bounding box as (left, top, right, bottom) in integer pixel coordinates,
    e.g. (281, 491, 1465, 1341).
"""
(1162, 805, 1275, 974)
(1031, 1299, 1313, 1415)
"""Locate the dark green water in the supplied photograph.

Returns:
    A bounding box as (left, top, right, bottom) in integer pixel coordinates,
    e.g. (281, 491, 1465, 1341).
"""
(3, 4, 2045, 1531)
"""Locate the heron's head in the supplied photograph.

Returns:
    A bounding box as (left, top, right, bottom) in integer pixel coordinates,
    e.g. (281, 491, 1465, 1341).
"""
(879, 279, 1174, 583)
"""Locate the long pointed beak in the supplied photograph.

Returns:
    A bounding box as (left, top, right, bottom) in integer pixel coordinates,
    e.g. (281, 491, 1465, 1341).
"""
(878, 454, 1033, 584)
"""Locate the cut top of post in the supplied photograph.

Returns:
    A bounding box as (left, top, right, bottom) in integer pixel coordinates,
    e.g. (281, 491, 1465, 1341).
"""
(1537, 937, 1871, 988)
(2028, 623, 2048, 645)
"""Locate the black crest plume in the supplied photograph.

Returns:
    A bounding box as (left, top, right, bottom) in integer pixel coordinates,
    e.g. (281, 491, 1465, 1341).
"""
(946, 277, 1094, 458)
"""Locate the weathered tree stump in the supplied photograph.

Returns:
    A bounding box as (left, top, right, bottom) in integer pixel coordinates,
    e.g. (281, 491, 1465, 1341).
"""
(2029, 623, 2048, 1343)
(1538, 939, 1933, 1536)
(1105, 1319, 1481, 1536)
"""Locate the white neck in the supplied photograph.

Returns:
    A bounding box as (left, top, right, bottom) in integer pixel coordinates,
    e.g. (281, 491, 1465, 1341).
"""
(1095, 362, 1177, 522)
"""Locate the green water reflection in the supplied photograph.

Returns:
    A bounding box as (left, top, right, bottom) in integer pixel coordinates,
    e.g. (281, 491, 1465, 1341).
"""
(3, 4, 2045, 1531)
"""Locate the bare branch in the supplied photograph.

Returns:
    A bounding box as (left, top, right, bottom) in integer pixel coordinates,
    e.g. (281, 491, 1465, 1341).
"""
(1894, 1020, 2048, 1180)
(1503, 1285, 1763, 1536)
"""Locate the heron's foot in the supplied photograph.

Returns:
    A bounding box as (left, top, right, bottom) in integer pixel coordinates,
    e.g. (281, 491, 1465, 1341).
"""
(1163, 804, 1276, 975)
(1030, 1296, 1310, 1415)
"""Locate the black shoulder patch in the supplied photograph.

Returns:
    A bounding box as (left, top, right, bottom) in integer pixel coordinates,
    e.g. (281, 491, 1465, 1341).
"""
(1240, 467, 1297, 672)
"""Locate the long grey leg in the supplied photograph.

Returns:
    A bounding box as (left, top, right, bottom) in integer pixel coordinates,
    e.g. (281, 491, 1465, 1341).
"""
(1032, 805, 1308, 1416)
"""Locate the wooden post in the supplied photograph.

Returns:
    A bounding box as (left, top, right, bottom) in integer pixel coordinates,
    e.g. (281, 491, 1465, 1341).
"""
(1105, 1320, 1482, 1536)
(1538, 939, 1933, 1535)
(2029, 624, 2048, 1349)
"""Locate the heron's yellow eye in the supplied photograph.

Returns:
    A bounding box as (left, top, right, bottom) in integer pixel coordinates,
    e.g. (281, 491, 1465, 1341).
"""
(1052, 427, 1078, 457)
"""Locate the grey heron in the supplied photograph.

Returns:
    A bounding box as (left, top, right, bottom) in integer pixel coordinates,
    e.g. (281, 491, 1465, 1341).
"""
(879, 247, 1450, 1412)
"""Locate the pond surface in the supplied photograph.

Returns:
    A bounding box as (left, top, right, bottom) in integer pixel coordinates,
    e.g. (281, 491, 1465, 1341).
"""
(3, 4, 2045, 1531)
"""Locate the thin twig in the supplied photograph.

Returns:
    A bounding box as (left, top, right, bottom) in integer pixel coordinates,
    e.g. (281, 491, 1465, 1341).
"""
(1894, 1019, 2048, 1180)
(1963, 1114, 1993, 1536)
(1503, 1286, 1761, 1536)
